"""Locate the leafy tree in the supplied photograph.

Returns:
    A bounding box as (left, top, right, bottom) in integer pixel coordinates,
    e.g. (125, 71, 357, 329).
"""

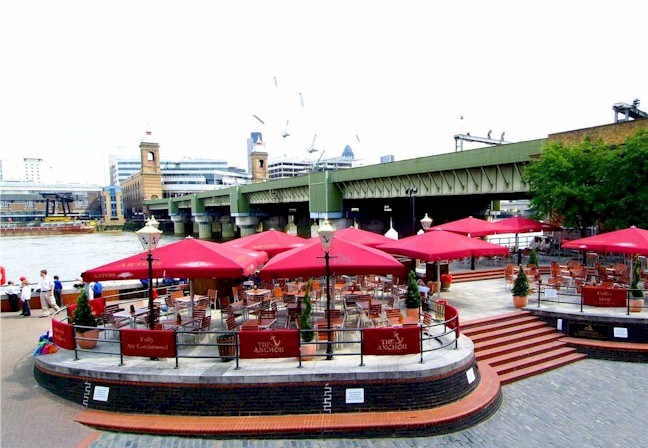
(299, 279, 314, 342)
(597, 130, 648, 229)
(525, 130, 648, 234)
(72, 289, 97, 333)
(511, 267, 530, 297)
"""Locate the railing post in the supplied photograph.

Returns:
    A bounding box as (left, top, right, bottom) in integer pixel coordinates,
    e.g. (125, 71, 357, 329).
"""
(359, 328, 364, 367)
(118, 330, 124, 366)
(234, 333, 240, 370)
(537, 278, 542, 308)
(627, 289, 630, 316)
(419, 325, 424, 364)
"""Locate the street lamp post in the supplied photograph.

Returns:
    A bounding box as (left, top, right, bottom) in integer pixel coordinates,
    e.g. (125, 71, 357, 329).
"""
(317, 219, 336, 360)
(136, 220, 163, 330)
(406, 186, 418, 236)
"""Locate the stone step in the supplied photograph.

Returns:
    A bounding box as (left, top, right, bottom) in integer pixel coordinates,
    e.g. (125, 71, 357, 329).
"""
(467, 320, 551, 344)
(496, 352, 587, 385)
(462, 310, 532, 330)
(462, 315, 540, 336)
(475, 334, 565, 361)
(486, 343, 574, 367)
(472, 326, 559, 352)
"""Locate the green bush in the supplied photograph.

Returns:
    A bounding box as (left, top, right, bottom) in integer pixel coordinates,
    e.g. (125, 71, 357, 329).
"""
(299, 279, 315, 342)
(528, 249, 539, 267)
(73, 289, 97, 333)
(631, 259, 644, 298)
(405, 270, 421, 309)
(512, 267, 530, 297)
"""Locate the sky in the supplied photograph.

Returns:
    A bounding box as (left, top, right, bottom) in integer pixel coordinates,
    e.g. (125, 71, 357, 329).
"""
(2, 0, 647, 186)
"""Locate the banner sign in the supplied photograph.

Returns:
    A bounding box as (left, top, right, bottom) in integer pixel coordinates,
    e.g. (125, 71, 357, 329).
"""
(239, 330, 300, 358)
(67, 297, 106, 321)
(583, 286, 627, 307)
(445, 304, 461, 336)
(52, 319, 76, 350)
(120, 329, 177, 358)
(363, 326, 420, 356)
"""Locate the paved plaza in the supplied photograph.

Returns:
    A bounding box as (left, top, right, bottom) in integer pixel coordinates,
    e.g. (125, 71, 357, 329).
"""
(2, 278, 647, 447)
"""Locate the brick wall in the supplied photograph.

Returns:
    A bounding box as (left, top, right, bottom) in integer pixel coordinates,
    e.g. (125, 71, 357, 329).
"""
(34, 357, 480, 416)
(548, 118, 648, 146)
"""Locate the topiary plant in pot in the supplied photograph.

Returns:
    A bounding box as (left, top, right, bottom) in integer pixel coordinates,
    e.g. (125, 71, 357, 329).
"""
(629, 258, 644, 312)
(298, 279, 316, 358)
(512, 266, 530, 308)
(528, 248, 539, 268)
(405, 270, 421, 319)
(73, 288, 99, 348)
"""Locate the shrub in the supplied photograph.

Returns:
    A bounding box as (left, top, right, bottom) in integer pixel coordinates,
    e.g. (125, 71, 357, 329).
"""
(72, 289, 97, 333)
(512, 267, 530, 297)
(299, 279, 315, 342)
(405, 270, 421, 309)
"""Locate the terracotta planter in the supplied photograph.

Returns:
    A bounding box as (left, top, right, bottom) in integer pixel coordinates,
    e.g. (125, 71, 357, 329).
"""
(299, 342, 317, 361)
(441, 282, 451, 292)
(405, 307, 419, 319)
(512, 295, 528, 308)
(629, 298, 644, 313)
(76, 329, 100, 349)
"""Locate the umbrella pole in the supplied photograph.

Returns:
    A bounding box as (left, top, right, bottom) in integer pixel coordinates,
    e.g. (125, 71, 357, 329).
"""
(189, 279, 194, 315)
(515, 233, 521, 265)
(437, 263, 441, 300)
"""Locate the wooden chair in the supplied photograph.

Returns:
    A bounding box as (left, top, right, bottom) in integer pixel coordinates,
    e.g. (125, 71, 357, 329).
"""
(207, 289, 218, 309)
(504, 264, 515, 289)
(99, 311, 129, 338)
(190, 315, 212, 341)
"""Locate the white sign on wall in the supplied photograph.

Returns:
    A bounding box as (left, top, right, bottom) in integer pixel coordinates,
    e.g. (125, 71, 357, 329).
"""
(613, 327, 628, 338)
(93, 386, 110, 402)
(346, 388, 365, 404)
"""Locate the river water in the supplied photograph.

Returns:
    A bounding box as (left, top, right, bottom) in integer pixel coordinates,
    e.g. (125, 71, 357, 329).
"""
(0, 232, 184, 285)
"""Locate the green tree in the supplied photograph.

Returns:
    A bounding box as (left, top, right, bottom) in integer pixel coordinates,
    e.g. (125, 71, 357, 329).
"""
(525, 138, 606, 237)
(405, 270, 421, 309)
(598, 130, 648, 229)
(72, 289, 97, 333)
(299, 279, 314, 342)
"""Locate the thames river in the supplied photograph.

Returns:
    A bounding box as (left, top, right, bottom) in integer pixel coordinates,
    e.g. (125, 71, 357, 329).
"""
(0, 231, 184, 285)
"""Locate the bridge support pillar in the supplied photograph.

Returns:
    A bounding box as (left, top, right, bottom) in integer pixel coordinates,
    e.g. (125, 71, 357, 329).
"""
(235, 216, 260, 237)
(170, 215, 185, 235)
(194, 215, 213, 240)
(219, 216, 235, 241)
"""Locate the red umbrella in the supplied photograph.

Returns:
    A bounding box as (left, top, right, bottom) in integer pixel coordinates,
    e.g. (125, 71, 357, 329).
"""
(319, 227, 396, 248)
(495, 216, 562, 264)
(260, 238, 405, 280)
(222, 229, 307, 257)
(496, 216, 562, 233)
(378, 229, 509, 262)
(82, 237, 268, 281)
(429, 216, 509, 237)
(378, 230, 509, 298)
(561, 226, 648, 256)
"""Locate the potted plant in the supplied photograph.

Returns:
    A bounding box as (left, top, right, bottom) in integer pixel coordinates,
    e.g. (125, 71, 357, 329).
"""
(298, 279, 316, 359)
(440, 273, 453, 291)
(512, 266, 530, 308)
(528, 248, 539, 268)
(405, 270, 421, 319)
(629, 258, 644, 312)
(72, 288, 100, 349)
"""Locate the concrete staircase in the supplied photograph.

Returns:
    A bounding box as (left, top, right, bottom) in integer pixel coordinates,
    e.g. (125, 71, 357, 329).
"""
(452, 266, 551, 283)
(462, 311, 587, 385)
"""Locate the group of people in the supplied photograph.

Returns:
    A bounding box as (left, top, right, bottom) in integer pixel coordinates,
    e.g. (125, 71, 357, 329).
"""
(5, 270, 103, 317)
(5, 269, 62, 317)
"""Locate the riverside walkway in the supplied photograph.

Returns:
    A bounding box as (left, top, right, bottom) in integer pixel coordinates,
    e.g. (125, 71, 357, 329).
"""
(2, 278, 647, 447)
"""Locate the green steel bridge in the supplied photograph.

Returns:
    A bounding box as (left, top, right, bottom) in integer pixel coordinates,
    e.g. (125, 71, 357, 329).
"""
(145, 138, 545, 239)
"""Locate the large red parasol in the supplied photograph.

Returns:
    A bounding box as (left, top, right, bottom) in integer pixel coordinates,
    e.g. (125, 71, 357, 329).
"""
(561, 226, 648, 256)
(378, 229, 509, 298)
(496, 216, 562, 233)
(82, 237, 268, 281)
(378, 229, 509, 262)
(429, 216, 509, 237)
(222, 229, 307, 258)
(259, 237, 405, 280)
(320, 227, 396, 248)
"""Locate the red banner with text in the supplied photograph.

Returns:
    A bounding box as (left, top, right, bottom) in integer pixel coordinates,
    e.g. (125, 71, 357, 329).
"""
(52, 319, 76, 350)
(583, 286, 627, 307)
(239, 330, 300, 358)
(363, 326, 420, 356)
(120, 329, 177, 358)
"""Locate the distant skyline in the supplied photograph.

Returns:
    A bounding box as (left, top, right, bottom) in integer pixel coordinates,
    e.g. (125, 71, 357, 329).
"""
(2, 0, 647, 186)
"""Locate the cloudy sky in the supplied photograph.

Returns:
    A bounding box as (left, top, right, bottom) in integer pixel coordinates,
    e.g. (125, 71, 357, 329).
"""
(2, 0, 646, 185)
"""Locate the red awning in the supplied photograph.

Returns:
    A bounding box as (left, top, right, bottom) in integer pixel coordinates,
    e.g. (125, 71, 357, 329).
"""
(321, 227, 397, 248)
(562, 226, 648, 256)
(429, 216, 510, 237)
(222, 229, 307, 257)
(260, 238, 405, 280)
(82, 237, 268, 281)
(496, 216, 562, 233)
(378, 229, 509, 261)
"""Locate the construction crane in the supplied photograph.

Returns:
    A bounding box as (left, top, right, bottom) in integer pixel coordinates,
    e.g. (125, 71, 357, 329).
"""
(282, 120, 290, 138)
(307, 133, 318, 153)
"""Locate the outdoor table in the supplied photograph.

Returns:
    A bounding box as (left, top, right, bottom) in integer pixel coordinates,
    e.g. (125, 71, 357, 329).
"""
(387, 316, 419, 327)
(230, 299, 260, 320)
(113, 307, 149, 328)
(242, 318, 277, 331)
(245, 289, 271, 300)
(160, 316, 201, 330)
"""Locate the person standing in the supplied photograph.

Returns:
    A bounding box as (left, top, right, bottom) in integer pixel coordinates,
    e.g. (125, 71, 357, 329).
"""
(53, 275, 63, 307)
(38, 269, 60, 317)
(92, 281, 103, 298)
(5, 281, 21, 312)
(19, 276, 31, 316)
